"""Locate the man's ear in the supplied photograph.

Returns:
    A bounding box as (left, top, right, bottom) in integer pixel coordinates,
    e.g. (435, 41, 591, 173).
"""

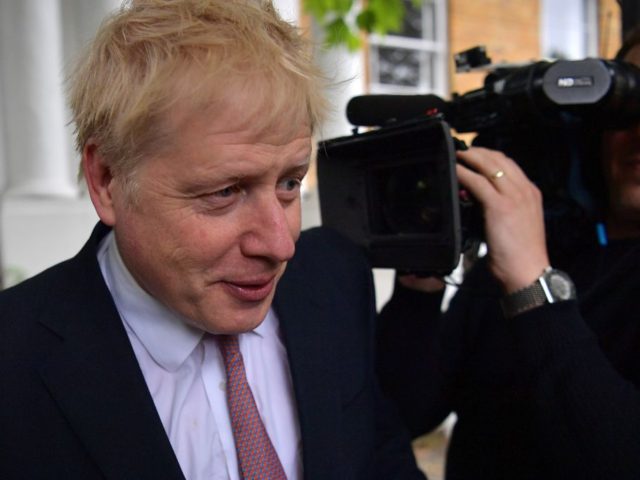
(82, 141, 117, 226)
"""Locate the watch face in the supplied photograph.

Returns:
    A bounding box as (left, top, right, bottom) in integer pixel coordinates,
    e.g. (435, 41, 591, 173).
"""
(547, 271, 575, 300)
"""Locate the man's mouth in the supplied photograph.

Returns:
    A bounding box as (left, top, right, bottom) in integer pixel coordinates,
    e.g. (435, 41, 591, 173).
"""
(221, 276, 277, 302)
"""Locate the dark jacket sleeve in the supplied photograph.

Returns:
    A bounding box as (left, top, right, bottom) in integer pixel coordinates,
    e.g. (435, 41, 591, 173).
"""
(376, 280, 451, 438)
(376, 256, 507, 440)
(295, 227, 427, 480)
(512, 301, 640, 479)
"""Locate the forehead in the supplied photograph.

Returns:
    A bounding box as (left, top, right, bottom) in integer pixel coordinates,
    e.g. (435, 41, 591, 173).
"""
(164, 74, 312, 146)
(137, 99, 311, 197)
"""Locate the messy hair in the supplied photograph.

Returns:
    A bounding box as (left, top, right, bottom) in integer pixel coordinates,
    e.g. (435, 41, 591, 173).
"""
(68, 0, 327, 183)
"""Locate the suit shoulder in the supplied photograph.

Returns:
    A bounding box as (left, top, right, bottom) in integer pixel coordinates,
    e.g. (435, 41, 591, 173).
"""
(290, 227, 374, 302)
(1, 256, 75, 296)
(296, 226, 369, 269)
(0, 258, 76, 329)
(0, 224, 105, 313)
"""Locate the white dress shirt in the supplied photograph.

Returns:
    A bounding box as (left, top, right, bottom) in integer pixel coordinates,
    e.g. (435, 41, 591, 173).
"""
(97, 232, 302, 480)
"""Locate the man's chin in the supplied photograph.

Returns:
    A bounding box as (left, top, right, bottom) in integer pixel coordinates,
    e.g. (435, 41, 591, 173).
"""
(197, 304, 271, 335)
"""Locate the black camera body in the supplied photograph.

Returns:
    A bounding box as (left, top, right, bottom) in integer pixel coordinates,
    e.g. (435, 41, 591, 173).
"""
(317, 58, 640, 275)
(318, 117, 462, 274)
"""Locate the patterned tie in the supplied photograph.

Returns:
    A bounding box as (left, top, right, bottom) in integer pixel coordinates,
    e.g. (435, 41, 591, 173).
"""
(216, 335, 287, 480)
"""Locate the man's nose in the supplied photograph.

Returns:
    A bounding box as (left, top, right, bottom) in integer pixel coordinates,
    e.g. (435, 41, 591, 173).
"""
(240, 195, 297, 262)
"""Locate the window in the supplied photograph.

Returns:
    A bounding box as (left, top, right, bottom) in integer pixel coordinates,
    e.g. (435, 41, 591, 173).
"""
(368, 0, 448, 96)
(541, 0, 599, 59)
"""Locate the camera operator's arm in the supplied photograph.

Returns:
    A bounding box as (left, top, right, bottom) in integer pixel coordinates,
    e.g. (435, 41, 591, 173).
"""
(510, 297, 640, 478)
(458, 147, 640, 477)
(376, 146, 550, 438)
(396, 275, 446, 293)
(376, 273, 454, 438)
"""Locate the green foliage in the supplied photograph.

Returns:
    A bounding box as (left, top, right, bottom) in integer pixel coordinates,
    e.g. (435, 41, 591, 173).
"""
(303, 0, 424, 51)
(325, 17, 362, 51)
(3, 266, 26, 289)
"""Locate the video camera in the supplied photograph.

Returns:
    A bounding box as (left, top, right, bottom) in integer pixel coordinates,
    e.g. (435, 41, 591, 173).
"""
(317, 54, 640, 275)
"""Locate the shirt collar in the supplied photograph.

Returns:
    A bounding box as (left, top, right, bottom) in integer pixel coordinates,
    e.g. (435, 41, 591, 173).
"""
(97, 231, 273, 371)
(98, 232, 204, 372)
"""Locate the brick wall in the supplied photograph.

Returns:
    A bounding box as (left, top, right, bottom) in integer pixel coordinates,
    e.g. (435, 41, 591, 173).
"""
(599, 0, 622, 57)
(447, 0, 623, 97)
(448, 0, 540, 96)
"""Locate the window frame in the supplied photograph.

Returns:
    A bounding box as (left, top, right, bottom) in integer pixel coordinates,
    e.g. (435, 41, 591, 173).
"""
(367, 0, 449, 97)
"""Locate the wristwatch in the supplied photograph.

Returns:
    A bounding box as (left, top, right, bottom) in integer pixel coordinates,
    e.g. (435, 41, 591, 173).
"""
(500, 267, 576, 318)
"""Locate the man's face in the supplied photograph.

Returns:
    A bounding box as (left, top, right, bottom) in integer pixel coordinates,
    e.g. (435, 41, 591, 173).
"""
(108, 100, 312, 334)
(602, 45, 640, 233)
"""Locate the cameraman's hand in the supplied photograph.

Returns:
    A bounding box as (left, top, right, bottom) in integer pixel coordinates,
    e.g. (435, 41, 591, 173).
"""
(397, 274, 446, 293)
(456, 147, 550, 293)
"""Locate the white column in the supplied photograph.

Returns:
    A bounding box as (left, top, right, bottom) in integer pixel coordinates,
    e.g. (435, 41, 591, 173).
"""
(0, 0, 77, 197)
(0, 67, 6, 193)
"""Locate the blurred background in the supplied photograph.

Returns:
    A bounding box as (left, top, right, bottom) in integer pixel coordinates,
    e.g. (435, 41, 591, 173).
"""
(0, 0, 634, 477)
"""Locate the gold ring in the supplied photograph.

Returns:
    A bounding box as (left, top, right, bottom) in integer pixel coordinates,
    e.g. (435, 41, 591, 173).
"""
(490, 170, 505, 180)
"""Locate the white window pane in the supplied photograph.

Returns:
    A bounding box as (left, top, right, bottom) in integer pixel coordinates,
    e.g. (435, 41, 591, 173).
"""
(376, 46, 421, 87)
(541, 0, 598, 59)
(369, 0, 446, 94)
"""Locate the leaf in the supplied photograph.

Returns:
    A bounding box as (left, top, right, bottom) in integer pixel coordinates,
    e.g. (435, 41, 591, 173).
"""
(367, 0, 405, 34)
(302, 0, 328, 20)
(303, 0, 354, 19)
(356, 9, 376, 33)
(325, 17, 361, 50)
(333, 0, 355, 15)
(305, 0, 426, 50)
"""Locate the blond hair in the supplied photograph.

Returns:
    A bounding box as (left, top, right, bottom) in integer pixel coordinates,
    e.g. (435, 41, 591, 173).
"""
(68, 0, 326, 181)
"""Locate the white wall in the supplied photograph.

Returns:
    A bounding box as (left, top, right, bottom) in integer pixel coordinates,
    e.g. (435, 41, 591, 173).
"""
(0, 0, 119, 286)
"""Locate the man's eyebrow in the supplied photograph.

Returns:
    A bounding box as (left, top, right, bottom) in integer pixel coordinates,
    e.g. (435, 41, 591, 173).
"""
(177, 173, 241, 195)
(284, 162, 311, 174)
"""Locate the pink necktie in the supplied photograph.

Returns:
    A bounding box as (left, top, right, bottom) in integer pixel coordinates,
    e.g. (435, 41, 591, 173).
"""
(216, 335, 287, 480)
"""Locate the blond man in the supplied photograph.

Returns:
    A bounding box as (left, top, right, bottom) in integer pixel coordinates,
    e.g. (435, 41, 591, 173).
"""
(0, 1, 425, 479)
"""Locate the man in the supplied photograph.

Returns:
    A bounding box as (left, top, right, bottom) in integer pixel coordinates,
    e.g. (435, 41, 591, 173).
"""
(377, 32, 640, 480)
(0, 1, 425, 479)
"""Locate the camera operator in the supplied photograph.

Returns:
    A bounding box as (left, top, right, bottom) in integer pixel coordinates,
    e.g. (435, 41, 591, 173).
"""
(376, 29, 640, 480)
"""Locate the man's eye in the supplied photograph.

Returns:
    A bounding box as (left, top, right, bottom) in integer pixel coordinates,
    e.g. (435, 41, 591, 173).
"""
(281, 178, 301, 191)
(197, 184, 244, 211)
(214, 185, 240, 198)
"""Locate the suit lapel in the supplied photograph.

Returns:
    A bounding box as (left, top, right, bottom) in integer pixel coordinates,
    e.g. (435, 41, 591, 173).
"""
(37, 225, 185, 480)
(274, 257, 343, 480)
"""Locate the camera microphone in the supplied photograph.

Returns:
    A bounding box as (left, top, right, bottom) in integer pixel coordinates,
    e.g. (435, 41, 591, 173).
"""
(346, 94, 450, 127)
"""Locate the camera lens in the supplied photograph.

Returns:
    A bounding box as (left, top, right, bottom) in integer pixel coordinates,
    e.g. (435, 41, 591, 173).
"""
(379, 162, 442, 234)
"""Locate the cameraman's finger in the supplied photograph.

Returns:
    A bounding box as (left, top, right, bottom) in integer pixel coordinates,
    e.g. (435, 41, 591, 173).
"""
(456, 161, 501, 203)
(457, 147, 527, 188)
(457, 155, 548, 291)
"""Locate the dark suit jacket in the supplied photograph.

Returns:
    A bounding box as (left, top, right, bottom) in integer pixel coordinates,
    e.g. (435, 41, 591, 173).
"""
(0, 223, 424, 480)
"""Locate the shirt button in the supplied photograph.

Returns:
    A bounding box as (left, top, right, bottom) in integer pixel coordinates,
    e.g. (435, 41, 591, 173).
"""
(219, 381, 226, 391)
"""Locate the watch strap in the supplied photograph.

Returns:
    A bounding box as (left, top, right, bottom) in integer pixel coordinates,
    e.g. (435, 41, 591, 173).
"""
(500, 267, 575, 318)
(500, 279, 548, 318)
